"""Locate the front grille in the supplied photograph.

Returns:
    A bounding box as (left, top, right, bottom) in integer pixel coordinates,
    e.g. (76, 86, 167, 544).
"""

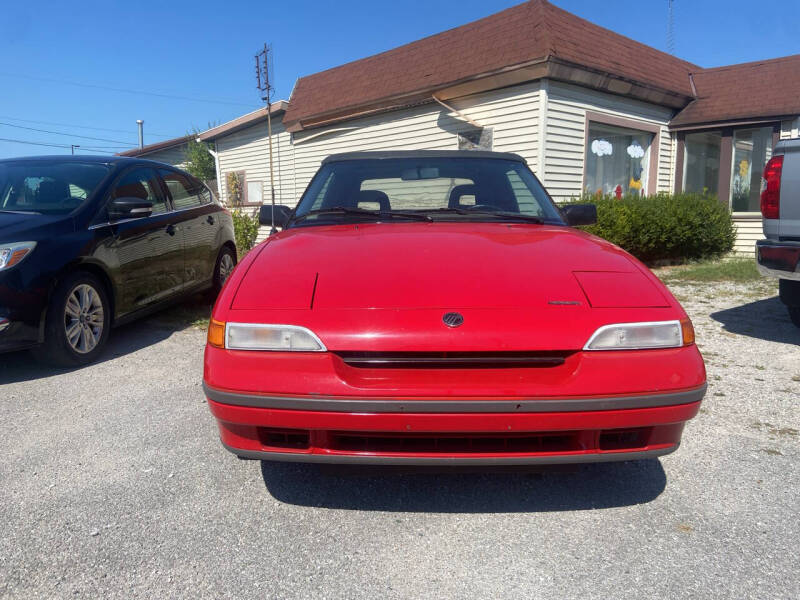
(251, 426, 658, 456)
(336, 351, 573, 369)
(329, 432, 581, 454)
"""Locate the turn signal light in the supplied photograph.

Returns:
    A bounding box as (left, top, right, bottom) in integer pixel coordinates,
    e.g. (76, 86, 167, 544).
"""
(207, 319, 226, 348)
(680, 318, 695, 346)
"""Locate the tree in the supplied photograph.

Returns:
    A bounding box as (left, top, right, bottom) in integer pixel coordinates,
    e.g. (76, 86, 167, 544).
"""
(184, 133, 216, 182)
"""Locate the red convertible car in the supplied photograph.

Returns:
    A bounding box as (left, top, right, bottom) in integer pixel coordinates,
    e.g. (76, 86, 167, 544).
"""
(204, 151, 706, 465)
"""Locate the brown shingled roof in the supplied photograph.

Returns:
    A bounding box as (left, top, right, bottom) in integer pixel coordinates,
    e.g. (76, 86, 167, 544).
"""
(670, 55, 800, 127)
(283, 0, 698, 130)
(198, 100, 288, 142)
(117, 134, 193, 157)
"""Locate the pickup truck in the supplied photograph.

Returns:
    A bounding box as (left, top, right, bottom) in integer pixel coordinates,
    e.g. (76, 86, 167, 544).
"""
(756, 139, 800, 327)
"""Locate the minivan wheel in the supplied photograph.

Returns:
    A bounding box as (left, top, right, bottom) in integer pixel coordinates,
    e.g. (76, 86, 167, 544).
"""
(32, 272, 111, 367)
(212, 246, 237, 296)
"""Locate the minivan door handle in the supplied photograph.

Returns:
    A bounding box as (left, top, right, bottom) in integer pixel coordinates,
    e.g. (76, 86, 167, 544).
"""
(206, 215, 215, 225)
(166, 224, 177, 236)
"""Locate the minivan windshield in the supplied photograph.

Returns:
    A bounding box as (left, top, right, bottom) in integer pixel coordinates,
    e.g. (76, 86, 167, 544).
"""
(0, 161, 111, 215)
(291, 156, 564, 226)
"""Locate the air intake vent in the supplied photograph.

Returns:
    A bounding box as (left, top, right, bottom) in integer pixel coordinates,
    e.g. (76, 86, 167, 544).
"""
(336, 351, 573, 369)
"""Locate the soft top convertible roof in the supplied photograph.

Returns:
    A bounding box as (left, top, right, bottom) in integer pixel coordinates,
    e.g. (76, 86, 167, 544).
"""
(322, 150, 527, 164)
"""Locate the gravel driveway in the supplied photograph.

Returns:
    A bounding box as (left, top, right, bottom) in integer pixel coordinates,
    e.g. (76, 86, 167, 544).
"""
(1, 283, 798, 599)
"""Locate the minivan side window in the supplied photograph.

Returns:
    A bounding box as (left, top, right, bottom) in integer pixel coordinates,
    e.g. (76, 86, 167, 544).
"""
(111, 168, 167, 216)
(159, 169, 206, 210)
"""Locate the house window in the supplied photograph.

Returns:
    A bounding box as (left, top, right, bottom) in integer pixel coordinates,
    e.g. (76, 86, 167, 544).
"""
(731, 127, 773, 212)
(683, 132, 721, 195)
(584, 122, 653, 197)
(247, 181, 264, 205)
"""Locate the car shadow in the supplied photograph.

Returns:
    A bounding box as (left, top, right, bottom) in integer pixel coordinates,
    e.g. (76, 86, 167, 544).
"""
(259, 459, 667, 512)
(710, 296, 800, 344)
(0, 295, 211, 384)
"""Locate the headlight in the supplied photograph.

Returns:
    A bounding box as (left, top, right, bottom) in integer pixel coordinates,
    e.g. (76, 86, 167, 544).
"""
(584, 319, 694, 350)
(0, 242, 36, 271)
(208, 321, 326, 351)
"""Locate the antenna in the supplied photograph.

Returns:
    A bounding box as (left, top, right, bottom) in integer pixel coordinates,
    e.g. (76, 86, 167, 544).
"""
(667, 0, 675, 55)
(255, 44, 277, 234)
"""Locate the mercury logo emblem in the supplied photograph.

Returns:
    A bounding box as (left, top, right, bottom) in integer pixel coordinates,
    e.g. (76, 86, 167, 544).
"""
(442, 312, 464, 328)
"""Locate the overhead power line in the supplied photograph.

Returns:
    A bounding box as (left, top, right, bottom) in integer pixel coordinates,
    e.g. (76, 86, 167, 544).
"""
(0, 114, 177, 138)
(0, 136, 116, 153)
(0, 121, 137, 145)
(0, 71, 257, 107)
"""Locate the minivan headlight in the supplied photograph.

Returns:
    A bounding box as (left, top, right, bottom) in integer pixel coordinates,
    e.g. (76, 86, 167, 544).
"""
(220, 322, 326, 351)
(584, 320, 693, 350)
(0, 241, 36, 271)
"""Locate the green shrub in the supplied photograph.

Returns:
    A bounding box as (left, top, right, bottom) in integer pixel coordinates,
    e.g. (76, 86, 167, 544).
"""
(232, 210, 259, 256)
(565, 192, 736, 263)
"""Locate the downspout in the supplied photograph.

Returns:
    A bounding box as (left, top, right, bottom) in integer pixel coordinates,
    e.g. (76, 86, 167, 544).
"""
(537, 80, 548, 185)
(203, 139, 223, 200)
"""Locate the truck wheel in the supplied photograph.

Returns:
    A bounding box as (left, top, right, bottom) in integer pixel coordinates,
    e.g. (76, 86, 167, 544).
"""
(789, 307, 800, 328)
(32, 272, 111, 367)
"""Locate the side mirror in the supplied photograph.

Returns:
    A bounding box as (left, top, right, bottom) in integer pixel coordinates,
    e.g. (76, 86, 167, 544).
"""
(562, 203, 597, 226)
(109, 197, 153, 221)
(259, 204, 292, 228)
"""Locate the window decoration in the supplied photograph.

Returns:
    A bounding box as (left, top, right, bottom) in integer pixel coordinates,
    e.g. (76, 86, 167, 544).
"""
(585, 123, 653, 197)
(591, 139, 613, 156)
(730, 127, 773, 212)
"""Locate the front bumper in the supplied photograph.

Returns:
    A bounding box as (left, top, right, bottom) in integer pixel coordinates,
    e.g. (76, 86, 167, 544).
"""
(206, 384, 705, 464)
(756, 239, 800, 280)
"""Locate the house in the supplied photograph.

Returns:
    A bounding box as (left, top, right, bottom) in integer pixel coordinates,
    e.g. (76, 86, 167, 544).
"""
(117, 134, 193, 168)
(201, 0, 800, 251)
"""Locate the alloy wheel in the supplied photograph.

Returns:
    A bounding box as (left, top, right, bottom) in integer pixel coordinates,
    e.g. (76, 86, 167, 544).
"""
(64, 283, 105, 354)
(219, 253, 235, 285)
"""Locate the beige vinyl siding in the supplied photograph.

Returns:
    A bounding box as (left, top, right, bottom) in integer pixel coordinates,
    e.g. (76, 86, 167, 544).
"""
(140, 145, 187, 169)
(544, 81, 674, 202)
(732, 214, 764, 255)
(215, 116, 293, 207)
(292, 82, 541, 199)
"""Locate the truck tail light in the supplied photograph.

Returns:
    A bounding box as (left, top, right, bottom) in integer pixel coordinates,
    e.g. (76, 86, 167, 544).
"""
(760, 155, 783, 219)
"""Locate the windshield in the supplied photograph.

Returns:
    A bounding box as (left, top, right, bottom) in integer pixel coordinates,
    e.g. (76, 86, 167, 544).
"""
(292, 157, 564, 225)
(0, 161, 111, 215)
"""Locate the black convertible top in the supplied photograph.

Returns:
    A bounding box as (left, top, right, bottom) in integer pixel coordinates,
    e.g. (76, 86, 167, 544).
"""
(322, 150, 526, 164)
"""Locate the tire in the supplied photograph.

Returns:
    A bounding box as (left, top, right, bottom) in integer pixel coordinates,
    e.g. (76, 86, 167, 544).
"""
(789, 306, 800, 329)
(211, 245, 237, 297)
(31, 272, 111, 367)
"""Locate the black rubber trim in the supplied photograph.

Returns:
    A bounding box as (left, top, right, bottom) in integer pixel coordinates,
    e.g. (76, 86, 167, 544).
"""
(223, 442, 679, 465)
(204, 382, 707, 413)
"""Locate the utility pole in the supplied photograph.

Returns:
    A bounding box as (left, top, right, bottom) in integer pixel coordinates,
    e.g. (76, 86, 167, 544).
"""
(136, 119, 144, 149)
(71, 144, 80, 155)
(256, 43, 277, 234)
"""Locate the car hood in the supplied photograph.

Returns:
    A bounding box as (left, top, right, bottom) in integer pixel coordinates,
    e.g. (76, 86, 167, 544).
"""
(0, 211, 72, 242)
(232, 222, 670, 311)
(226, 223, 679, 352)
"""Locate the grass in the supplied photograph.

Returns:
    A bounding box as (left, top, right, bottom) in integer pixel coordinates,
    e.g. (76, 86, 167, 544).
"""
(655, 258, 767, 285)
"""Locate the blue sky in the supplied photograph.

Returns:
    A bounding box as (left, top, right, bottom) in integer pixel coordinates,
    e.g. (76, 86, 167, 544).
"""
(2, 0, 798, 159)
